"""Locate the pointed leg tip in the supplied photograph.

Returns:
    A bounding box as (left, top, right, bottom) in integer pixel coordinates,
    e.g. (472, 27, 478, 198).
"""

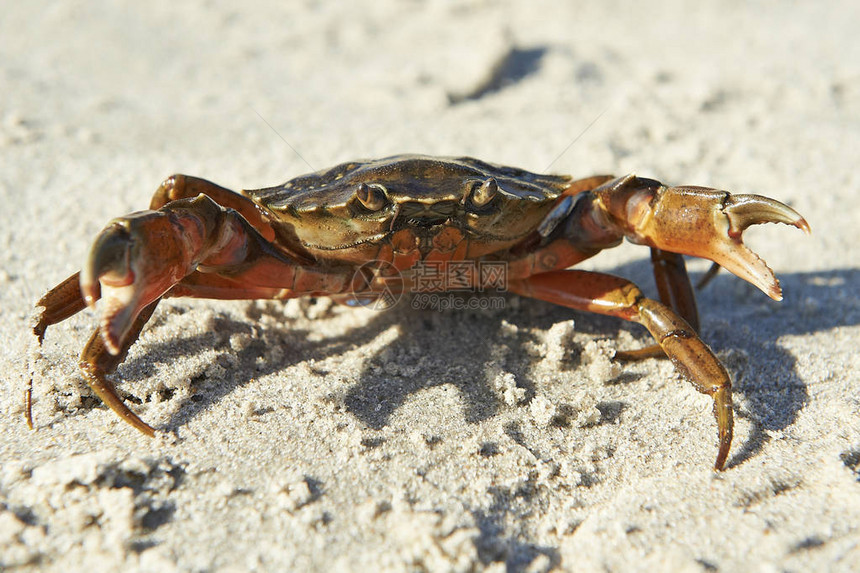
(115, 408, 156, 437)
(714, 441, 730, 471)
(25, 389, 35, 430)
(79, 359, 155, 436)
(122, 410, 156, 437)
(33, 323, 47, 344)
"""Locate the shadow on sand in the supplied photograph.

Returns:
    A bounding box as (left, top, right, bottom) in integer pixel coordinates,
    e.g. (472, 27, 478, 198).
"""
(93, 263, 856, 569)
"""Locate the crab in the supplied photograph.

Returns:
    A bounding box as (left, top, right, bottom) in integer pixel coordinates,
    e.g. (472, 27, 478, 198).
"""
(31, 155, 809, 470)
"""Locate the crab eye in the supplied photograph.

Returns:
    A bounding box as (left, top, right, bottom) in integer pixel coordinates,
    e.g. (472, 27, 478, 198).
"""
(353, 183, 388, 211)
(468, 178, 499, 209)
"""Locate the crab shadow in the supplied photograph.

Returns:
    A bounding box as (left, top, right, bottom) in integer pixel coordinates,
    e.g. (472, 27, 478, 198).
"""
(105, 263, 855, 569)
(342, 263, 860, 471)
(114, 264, 857, 470)
(112, 306, 395, 433)
(341, 300, 552, 430)
(340, 263, 859, 569)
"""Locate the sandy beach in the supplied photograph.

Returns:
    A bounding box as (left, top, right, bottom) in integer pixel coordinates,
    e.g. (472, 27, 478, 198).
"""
(2, 1, 859, 571)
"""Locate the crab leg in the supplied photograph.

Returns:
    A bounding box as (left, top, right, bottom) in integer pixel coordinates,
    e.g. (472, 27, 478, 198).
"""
(33, 272, 87, 343)
(29, 272, 87, 428)
(28, 291, 159, 432)
(149, 174, 286, 247)
(508, 270, 733, 470)
(76, 301, 160, 435)
(649, 248, 699, 331)
(615, 248, 699, 361)
(31, 274, 310, 434)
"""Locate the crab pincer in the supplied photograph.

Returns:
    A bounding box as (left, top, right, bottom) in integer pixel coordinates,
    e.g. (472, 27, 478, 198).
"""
(74, 208, 203, 436)
(593, 175, 810, 300)
(81, 209, 200, 355)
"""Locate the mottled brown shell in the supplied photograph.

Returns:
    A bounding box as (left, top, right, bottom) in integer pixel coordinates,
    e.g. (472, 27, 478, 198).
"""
(243, 155, 573, 264)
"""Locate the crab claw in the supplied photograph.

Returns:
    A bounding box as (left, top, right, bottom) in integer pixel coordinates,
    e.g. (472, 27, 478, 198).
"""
(80, 210, 201, 355)
(80, 223, 134, 307)
(717, 193, 810, 299)
(80, 217, 149, 355)
(599, 178, 810, 301)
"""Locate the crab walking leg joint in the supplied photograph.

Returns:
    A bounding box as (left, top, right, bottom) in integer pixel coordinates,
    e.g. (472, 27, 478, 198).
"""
(31, 156, 808, 470)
